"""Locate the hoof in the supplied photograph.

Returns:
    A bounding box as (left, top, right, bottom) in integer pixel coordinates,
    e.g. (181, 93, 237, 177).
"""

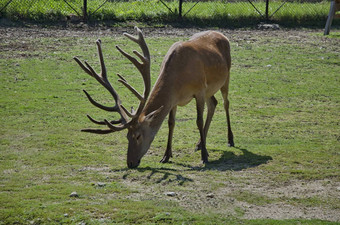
(160, 155, 171, 163)
(160, 158, 168, 163)
(201, 158, 209, 164)
(228, 141, 235, 147)
(201, 154, 209, 164)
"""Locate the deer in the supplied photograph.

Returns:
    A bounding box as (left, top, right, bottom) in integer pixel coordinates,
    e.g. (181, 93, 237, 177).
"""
(74, 27, 234, 168)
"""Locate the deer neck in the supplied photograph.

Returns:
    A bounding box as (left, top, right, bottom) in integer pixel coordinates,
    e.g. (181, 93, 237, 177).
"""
(140, 75, 175, 132)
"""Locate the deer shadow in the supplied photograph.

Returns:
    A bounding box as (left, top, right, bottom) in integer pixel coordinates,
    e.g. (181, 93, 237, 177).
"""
(138, 166, 194, 185)
(114, 147, 272, 185)
(176, 147, 273, 172)
(113, 166, 194, 185)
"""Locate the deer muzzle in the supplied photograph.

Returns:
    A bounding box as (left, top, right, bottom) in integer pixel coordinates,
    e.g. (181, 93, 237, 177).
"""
(127, 159, 141, 168)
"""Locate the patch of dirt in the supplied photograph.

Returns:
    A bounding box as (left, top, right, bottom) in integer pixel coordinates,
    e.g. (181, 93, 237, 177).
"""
(243, 203, 339, 221)
(1, 24, 337, 44)
(1, 25, 338, 62)
(234, 172, 340, 221)
(118, 169, 340, 221)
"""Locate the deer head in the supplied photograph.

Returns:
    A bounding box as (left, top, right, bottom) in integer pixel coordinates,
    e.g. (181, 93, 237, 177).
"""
(74, 27, 160, 168)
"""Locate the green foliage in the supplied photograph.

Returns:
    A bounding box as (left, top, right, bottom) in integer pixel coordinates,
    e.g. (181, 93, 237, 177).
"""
(0, 0, 336, 27)
(0, 29, 339, 224)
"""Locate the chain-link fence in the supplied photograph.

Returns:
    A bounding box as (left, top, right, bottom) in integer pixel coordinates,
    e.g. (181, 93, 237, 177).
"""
(0, 0, 332, 26)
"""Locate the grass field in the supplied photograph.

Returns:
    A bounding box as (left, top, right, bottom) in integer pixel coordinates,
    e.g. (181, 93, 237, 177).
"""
(0, 0, 335, 27)
(0, 27, 340, 224)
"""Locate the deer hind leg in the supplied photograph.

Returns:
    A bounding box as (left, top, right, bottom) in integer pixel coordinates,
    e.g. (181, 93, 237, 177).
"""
(195, 95, 209, 163)
(160, 106, 177, 163)
(221, 82, 234, 147)
(195, 96, 218, 151)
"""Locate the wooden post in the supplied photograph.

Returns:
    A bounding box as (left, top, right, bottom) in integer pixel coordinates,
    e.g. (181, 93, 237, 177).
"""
(324, 0, 340, 35)
(179, 0, 183, 19)
(265, 0, 269, 21)
(83, 0, 88, 22)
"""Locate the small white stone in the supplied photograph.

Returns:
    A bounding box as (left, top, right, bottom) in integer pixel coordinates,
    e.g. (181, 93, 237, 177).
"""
(97, 182, 106, 187)
(69, 191, 79, 197)
(166, 192, 176, 197)
(207, 193, 214, 198)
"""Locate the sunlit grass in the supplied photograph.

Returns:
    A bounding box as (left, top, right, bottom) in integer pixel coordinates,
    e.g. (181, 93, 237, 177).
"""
(0, 29, 339, 223)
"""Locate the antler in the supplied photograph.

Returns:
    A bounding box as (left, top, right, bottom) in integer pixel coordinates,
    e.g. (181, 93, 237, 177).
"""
(74, 27, 151, 133)
(116, 26, 151, 119)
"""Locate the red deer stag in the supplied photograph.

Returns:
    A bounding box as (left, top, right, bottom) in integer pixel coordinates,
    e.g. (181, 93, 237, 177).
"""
(74, 27, 234, 168)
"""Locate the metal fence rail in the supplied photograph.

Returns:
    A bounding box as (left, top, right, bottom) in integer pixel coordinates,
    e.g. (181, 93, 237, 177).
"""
(0, 0, 331, 23)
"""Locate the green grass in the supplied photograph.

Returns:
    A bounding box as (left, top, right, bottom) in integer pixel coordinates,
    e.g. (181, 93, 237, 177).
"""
(1, 29, 340, 224)
(0, 0, 337, 27)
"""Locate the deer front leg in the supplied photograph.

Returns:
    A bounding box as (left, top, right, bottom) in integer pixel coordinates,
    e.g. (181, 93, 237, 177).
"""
(160, 106, 177, 163)
(195, 96, 209, 163)
(195, 96, 217, 151)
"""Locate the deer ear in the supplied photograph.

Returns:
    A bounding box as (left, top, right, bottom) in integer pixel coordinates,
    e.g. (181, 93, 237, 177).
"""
(144, 106, 164, 122)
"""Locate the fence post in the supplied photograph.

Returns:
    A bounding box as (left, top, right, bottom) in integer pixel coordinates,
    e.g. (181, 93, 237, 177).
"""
(265, 0, 269, 21)
(324, 1, 337, 35)
(83, 0, 88, 21)
(179, 0, 183, 19)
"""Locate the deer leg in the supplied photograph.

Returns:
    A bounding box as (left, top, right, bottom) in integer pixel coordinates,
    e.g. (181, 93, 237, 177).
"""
(160, 106, 177, 163)
(221, 84, 234, 147)
(195, 96, 217, 151)
(195, 96, 209, 163)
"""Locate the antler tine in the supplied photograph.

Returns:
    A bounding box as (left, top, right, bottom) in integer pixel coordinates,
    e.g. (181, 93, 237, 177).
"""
(83, 90, 116, 112)
(74, 40, 122, 113)
(81, 128, 114, 134)
(74, 40, 107, 82)
(133, 27, 151, 102)
(123, 27, 151, 96)
(120, 104, 134, 118)
(82, 114, 126, 134)
(124, 27, 150, 61)
(116, 27, 151, 119)
(75, 57, 116, 112)
(86, 115, 123, 125)
(96, 39, 107, 80)
(74, 57, 93, 76)
(94, 39, 123, 111)
(117, 73, 144, 101)
(104, 119, 129, 132)
(115, 45, 145, 76)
